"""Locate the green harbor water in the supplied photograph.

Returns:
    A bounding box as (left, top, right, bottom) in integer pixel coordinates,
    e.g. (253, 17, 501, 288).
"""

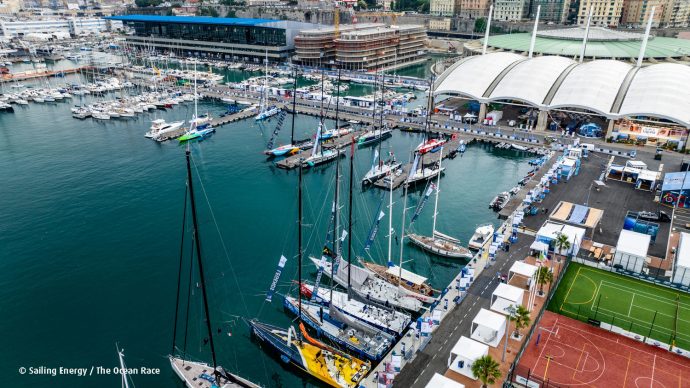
(0, 73, 534, 387)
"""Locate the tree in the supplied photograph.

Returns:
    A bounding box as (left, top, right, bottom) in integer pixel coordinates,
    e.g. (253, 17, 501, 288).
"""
(554, 233, 571, 260)
(509, 305, 531, 338)
(197, 6, 219, 17)
(135, 0, 163, 7)
(536, 265, 553, 296)
(226, 9, 236, 17)
(471, 354, 502, 388)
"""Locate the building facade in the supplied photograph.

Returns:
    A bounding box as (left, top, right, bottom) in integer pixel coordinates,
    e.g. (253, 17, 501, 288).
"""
(430, 0, 459, 16)
(494, 0, 529, 21)
(294, 23, 384, 67)
(529, 0, 569, 22)
(621, 0, 665, 27)
(107, 15, 317, 62)
(661, 0, 690, 27)
(577, 0, 625, 26)
(0, 17, 113, 38)
(334, 25, 427, 71)
(457, 0, 491, 19)
(428, 17, 453, 30)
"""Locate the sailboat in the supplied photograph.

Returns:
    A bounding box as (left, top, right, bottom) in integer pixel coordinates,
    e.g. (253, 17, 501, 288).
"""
(248, 160, 370, 388)
(357, 68, 392, 147)
(283, 152, 394, 361)
(407, 148, 473, 259)
(179, 62, 215, 142)
(169, 149, 260, 388)
(116, 344, 133, 388)
(254, 52, 280, 121)
(360, 169, 438, 304)
(302, 68, 344, 168)
(264, 69, 300, 157)
(406, 77, 445, 185)
(361, 148, 401, 185)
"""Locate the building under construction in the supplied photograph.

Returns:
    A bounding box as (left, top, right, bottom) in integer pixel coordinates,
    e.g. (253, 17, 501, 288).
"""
(294, 23, 428, 71)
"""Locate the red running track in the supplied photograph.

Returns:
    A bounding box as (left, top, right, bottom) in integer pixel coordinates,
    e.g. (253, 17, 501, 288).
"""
(516, 311, 690, 387)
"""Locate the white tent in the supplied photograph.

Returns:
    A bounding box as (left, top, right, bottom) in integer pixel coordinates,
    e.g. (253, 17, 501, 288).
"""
(508, 261, 538, 283)
(530, 240, 549, 253)
(613, 229, 650, 273)
(425, 373, 465, 388)
(491, 283, 524, 315)
(470, 308, 506, 347)
(535, 221, 586, 256)
(673, 232, 690, 286)
(448, 336, 488, 380)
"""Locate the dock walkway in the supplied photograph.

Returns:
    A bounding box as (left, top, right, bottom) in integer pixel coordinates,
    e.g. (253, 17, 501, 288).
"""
(275, 131, 363, 169)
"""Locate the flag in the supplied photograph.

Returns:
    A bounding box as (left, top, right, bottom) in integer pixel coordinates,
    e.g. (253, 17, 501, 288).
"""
(364, 211, 386, 251)
(265, 255, 288, 302)
(340, 230, 348, 242)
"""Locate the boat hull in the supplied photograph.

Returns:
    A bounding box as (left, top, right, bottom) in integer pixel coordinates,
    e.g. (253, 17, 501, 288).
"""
(407, 233, 473, 259)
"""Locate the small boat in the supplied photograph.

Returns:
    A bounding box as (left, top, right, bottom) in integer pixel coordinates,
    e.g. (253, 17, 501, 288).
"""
(178, 125, 215, 142)
(255, 106, 280, 121)
(489, 191, 511, 211)
(320, 126, 352, 140)
(92, 112, 110, 120)
(415, 138, 447, 154)
(468, 224, 495, 250)
(264, 144, 299, 157)
(511, 143, 528, 151)
(356, 127, 392, 146)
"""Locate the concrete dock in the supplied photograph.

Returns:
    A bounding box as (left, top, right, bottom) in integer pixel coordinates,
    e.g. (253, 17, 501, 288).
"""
(275, 130, 363, 169)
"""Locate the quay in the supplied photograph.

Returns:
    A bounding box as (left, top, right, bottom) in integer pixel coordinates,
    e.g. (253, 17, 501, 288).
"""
(0, 66, 93, 83)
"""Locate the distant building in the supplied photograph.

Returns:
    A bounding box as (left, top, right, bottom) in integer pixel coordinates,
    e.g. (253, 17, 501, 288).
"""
(295, 23, 427, 71)
(430, 0, 459, 17)
(661, 0, 690, 27)
(577, 0, 625, 26)
(106, 15, 318, 62)
(494, 0, 529, 21)
(428, 17, 452, 30)
(456, 0, 491, 19)
(529, 0, 569, 23)
(0, 0, 22, 14)
(621, 0, 665, 27)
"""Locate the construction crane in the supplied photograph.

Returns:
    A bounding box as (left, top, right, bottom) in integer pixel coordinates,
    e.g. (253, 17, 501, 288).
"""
(334, 0, 358, 36)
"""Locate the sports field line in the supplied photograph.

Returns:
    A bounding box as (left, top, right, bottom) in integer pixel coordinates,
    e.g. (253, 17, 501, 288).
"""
(594, 282, 690, 326)
(578, 265, 690, 300)
(590, 306, 690, 342)
(554, 320, 690, 372)
(560, 266, 582, 312)
(598, 281, 690, 310)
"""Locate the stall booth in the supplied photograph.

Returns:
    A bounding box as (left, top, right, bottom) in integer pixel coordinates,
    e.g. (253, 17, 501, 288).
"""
(613, 229, 650, 273)
(636, 169, 661, 191)
(622, 160, 647, 183)
(426, 373, 465, 388)
(673, 232, 690, 288)
(491, 283, 524, 315)
(549, 201, 604, 237)
(470, 308, 506, 347)
(560, 158, 579, 181)
(535, 221, 585, 257)
(448, 336, 488, 381)
(660, 171, 690, 208)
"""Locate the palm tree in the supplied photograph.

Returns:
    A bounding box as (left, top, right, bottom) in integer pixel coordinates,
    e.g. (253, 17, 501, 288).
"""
(509, 305, 531, 338)
(471, 354, 502, 388)
(536, 265, 553, 296)
(554, 233, 571, 261)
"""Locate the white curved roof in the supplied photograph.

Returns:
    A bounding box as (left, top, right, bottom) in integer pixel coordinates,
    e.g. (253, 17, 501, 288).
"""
(434, 52, 523, 101)
(550, 60, 632, 117)
(618, 63, 690, 126)
(489, 56, 574, 107)
(434, 53, 690, 127)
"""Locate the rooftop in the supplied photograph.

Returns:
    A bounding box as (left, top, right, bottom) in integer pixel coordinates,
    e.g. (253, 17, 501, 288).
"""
(106, 15, 277, 27)
(537, 27, 645, 42)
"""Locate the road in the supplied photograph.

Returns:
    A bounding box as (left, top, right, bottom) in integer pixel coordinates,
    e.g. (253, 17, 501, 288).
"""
(394, 239, 533, 387)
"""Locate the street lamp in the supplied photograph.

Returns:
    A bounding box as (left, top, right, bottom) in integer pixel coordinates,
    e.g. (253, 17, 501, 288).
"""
(502, 304, 517, 362)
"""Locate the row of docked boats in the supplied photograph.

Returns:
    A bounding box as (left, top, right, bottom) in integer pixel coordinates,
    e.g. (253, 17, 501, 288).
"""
(71, 91, 197, 121)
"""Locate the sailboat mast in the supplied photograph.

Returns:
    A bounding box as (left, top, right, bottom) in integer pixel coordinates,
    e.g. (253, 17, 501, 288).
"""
(432, 147, 443, 236)
(398, 158, 410, 295)
(330, 149, 341, 304)
(193, 61, 197, 120)
(387, 169, 394, 267)
(298, 160, 303, 320)
(320, 68, 325, 157)
(334, 66, 341, 132)
(347, 139, 354, 297)
(423, 77, 434, 141)
(290, 67, 297, 145)
(184, 149, 219, 374)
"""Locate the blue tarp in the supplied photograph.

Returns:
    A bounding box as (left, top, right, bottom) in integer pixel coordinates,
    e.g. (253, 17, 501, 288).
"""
(662, 171, 690, 191)
(568, 205, 589, 225)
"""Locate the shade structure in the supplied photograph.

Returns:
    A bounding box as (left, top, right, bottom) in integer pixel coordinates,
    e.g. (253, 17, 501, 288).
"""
(470, 308, 506, 347)
(491, 283, 524, 315)
(425, 373, 465, 388)
(535, 221, 586, 256)
(448, 336, 488, 380)
(434, 52, 690, 128)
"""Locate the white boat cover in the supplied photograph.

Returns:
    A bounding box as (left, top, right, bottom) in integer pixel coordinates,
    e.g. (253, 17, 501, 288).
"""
(336, 257, 370, 289)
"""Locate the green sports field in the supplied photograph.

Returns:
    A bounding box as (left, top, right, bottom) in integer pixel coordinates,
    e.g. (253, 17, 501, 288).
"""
(548, 262, 690, 350)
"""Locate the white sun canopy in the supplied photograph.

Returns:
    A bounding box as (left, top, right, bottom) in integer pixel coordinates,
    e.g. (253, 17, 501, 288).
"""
(434, 52, 690, 127)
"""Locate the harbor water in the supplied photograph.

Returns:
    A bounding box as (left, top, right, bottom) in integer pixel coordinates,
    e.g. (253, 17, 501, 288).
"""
(0, 77, 534, 387)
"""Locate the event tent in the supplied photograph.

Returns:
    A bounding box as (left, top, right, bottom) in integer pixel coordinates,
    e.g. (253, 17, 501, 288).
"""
(448, 336, 488, 380)
(613, 229, 650, 273)
(470, 308, 506, 347)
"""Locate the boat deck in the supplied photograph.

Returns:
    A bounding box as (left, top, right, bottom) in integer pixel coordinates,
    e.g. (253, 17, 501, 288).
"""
(170, 357, 258, 388)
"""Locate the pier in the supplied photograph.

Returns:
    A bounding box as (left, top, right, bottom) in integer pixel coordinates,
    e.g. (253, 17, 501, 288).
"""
(0, 66, 94, 83)
(274, 130, 363, 169)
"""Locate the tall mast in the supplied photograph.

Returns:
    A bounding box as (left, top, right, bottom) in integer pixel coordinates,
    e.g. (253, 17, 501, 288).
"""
(387, 167, 394, 267)
(330, 148, 341, 303)
(320, 67, 325, 157)
(334, 66, 341, 132)
(424, 77, 434, 141)
(372, 58, 379, 130)
(398, 171, 409, 295)
(193, 61, 197, 120)
(290, 67, 297, 145)
(377, 64, 384, 168)
(185, 149, 219, 380)
(347, 139, 354, 298)
(432, 147, 443, 237)
(298, 160, 303, 320)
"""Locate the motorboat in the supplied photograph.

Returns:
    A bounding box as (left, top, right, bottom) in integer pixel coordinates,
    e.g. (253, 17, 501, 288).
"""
(146, 119, 185, 138)
(468, 224, 495, 251)
(489, 191, 511, 211)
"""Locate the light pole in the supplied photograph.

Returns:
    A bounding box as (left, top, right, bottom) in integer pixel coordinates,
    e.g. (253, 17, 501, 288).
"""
(502, 304, 517, 362)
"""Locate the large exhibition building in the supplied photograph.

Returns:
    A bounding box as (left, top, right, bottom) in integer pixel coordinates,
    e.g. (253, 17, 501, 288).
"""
(107, 15, 317, 62)
(434, 52, 690, 147)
